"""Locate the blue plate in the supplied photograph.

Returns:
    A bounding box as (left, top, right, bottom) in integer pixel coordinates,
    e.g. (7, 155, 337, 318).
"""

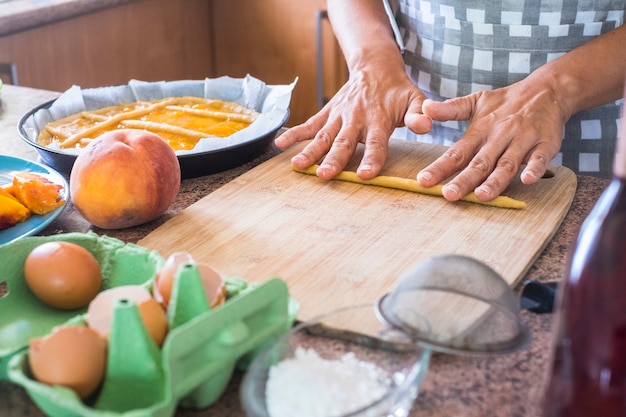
(0, 156, 68, 246)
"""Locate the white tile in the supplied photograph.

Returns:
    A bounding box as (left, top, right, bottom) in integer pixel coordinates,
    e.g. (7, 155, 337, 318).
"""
(508, 52, 531, 73)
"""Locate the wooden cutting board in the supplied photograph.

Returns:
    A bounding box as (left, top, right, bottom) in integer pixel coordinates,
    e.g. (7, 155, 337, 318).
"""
(139, 139, 577, 322)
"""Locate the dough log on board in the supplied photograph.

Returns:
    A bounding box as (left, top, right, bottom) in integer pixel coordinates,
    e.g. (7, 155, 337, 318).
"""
(293, 164, 527, 210)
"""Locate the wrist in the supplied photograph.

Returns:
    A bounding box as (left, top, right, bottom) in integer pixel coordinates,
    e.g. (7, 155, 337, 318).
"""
(346, 46, 406, 78)
(526, 66, 579, 123)
(528, 26, 626, 117)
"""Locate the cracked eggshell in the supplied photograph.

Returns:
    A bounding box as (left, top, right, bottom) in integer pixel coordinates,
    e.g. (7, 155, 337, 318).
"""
(28, 325, 107, 399)
(154, 251, 227, 309)
(86, 285, 168, 347)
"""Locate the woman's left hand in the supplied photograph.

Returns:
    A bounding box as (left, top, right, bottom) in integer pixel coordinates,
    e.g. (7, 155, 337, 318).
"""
(417, 76, 570, 202)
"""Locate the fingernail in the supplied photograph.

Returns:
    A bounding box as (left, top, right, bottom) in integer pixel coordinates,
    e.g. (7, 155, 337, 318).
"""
(290, 155, 309, 169)
(358, 163, 373, 173)
(521, 170, 538, 183)
(417, 171, 432, 184)
(317, 163, 335, 175)
(474, 185, 490, 198)
(443, 183, 460, 198)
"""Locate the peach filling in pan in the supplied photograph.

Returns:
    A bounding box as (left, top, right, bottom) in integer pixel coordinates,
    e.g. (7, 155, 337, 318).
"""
(37, 97, 259, 151)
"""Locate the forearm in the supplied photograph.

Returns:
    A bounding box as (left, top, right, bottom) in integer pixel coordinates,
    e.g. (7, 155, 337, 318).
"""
(532, 24, 626, 118)
(327, 0, 405, 75)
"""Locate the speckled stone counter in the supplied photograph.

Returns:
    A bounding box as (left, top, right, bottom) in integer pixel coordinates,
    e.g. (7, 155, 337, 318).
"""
(0, 84, 611, 417)
(0, 0, 137, 36)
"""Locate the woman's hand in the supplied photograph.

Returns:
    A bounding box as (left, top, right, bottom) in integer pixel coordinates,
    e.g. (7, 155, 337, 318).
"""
(416, 24, 626, 202)
(417, 75, 570, 202)
(275, 55, 432, 181)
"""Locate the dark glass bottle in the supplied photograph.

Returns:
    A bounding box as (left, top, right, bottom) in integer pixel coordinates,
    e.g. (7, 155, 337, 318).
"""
(542, 96, 626, 416)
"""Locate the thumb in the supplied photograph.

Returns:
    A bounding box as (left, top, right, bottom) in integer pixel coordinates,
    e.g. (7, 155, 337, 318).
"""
(422, 96, 475, 122)
(404, 96, 433, 134)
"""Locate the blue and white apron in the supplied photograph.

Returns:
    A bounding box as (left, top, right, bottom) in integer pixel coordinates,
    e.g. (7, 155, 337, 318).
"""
(386, 0, 625, 177)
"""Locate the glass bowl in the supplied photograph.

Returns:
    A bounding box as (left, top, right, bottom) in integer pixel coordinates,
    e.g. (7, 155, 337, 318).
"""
(241, 304, 430, 417)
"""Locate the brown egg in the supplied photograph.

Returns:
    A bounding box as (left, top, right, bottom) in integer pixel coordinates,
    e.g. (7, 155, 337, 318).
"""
(86, 285, 168, 347)
(154, 252, 226, 309)
(24, 241, 102, 310)
(28, 325, 107, 399)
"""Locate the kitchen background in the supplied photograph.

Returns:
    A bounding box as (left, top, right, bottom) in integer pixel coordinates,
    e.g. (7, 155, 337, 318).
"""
(0, 0, 348, 127)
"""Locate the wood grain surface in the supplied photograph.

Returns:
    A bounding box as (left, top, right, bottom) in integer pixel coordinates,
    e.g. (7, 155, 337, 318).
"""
(139, 139, 577, 322)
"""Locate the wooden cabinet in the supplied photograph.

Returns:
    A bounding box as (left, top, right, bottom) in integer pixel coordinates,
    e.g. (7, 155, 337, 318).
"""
(0, 0, 346, 127)
(0, 0, 213, 91)
(209, 0, 347, 126)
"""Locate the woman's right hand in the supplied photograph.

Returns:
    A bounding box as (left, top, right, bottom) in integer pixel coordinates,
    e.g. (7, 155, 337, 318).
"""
(275, 50, 432, 181)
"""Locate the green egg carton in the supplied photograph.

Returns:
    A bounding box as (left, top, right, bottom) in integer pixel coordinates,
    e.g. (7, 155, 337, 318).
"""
(1, 232, 294, 417)
(0, 231, 163, 379)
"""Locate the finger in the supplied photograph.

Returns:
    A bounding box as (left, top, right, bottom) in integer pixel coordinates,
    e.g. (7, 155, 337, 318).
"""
(439, 121, 527, 201)
(275, 124, 312, 150)
(417, 142, 477, 188)
(316, 125, 362, 180)
(417, 113, 516, 193)
(274, 130, 297, 149)
(275, 111, 329, 149)
(520, 146, 555, 185)
(473, 138, 555, 200)
(447, 125, 547, 201)
(473, 152, 523, 201)
(290, 121, 342, 170)
(439, 130, 558, 201)
(356, 126, 390, 180)
(404, 94, 433, 134)
(404, 113, 433, 134)
(439, 150, 496, 201)
(422, 95, 478, 122)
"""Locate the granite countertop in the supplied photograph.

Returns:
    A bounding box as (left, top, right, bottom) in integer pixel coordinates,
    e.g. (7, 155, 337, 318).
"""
(0, 0, 137, 37)
(0, 84, 610, 417)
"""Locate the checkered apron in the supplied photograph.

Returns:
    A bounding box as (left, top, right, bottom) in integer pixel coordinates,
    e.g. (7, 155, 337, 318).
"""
(388, 0, 625, 177)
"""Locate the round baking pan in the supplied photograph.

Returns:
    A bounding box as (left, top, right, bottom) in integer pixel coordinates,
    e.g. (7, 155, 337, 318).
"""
(18, 99, 289, 179)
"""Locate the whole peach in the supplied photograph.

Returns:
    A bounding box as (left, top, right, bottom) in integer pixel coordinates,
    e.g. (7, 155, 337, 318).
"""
(70, 129, 181, 229)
